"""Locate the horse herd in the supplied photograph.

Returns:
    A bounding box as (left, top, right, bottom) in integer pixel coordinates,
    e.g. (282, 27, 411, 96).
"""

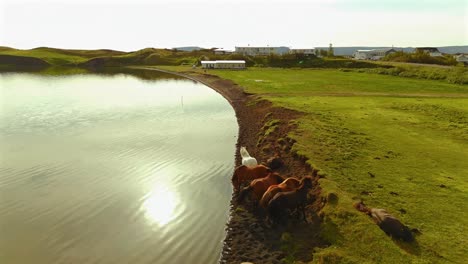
(233, 147, 415, 242)
(232, 147, 314, 224)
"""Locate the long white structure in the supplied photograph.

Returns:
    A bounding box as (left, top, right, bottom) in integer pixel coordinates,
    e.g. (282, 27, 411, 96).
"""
(201, 60, 246, 69)
(354, 50, 373, 60)
(235, 46, 289, 56)
(354, 48, 396, 60)
(290, 48, 316, 55)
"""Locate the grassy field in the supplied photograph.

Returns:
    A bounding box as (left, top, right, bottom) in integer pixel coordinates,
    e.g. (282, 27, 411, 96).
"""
(157, 66, 468, 263)
(1, 47, 467, 262)
(346, 63, 468, 84)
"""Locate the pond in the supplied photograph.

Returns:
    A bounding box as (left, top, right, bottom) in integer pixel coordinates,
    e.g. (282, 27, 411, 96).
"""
(0, 70, 237, 264)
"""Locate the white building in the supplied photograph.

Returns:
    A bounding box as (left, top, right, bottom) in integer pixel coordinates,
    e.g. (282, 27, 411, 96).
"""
(455, 54, 468, 65)
(201, 60, 246, 69)
(235, 46, 290, 56)
(290, 48, 316, 55)
(354, 48, 396, 60)
(354, 50, 372, 60)
(415, 47, 443, 57)
(213, 49, 233, 55)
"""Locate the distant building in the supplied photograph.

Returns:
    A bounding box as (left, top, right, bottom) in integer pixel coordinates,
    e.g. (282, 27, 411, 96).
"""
(353, 48, 396, 60)
(455, 54, 468, 65)
(235, 46, 290, 56)
(290, 48, 316, 55)
(213, 49, 233, 55)
(201, 60, 246, 69)
(354, 50, 372, 60)
(415, 47, 443, 57)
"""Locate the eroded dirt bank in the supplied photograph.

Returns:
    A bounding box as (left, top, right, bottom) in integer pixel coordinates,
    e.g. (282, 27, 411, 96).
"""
(137, 68, 327, 264)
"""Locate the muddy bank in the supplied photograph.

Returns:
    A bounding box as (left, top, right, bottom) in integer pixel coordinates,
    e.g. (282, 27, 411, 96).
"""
(136, 67, 327, 263)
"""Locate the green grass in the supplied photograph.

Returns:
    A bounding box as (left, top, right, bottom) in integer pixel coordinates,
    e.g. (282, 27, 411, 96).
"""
(157, 66, 468, 263)
(0, 47, 92, 65)
(212, 68, 467, 95)
(345, 64, 468, 85)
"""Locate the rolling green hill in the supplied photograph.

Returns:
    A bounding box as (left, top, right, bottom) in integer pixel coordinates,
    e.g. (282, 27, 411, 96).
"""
(1, 46, 466, 84)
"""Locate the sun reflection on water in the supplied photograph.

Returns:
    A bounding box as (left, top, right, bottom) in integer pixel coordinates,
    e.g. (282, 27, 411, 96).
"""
(141, 186, 178, 226)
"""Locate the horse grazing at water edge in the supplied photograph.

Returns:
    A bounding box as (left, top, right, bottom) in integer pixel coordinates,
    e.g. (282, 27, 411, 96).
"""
(237, 172, 285, 204)
(240, 146, 258, 168)
(231, 164, 271, 192)
(267, 176, 314, 224)
(260, 177, 301, 208)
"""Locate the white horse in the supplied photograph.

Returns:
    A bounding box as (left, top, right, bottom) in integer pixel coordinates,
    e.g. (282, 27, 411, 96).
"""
(240, 146, 258, 168)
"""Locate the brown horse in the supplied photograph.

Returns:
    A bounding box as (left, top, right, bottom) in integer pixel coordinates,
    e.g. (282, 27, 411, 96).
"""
(231, 164, 271, 192)
(259, 177, 301, 208)
(267, 176, 313, 224)
(237, 172, 285, 204)
(354, 202, 414, 242)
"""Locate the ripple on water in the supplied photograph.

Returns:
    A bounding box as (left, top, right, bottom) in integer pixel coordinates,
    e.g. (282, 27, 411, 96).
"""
(0, 72, 237, 264)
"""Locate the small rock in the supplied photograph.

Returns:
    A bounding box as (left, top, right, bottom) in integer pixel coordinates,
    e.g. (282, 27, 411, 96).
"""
(368, 172, 375, 178)
(390, 191, 399, 196)
(439, 184, 447, 188)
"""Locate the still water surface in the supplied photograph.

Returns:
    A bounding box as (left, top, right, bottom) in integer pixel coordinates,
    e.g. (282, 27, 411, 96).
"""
(0, 71, 237, 263)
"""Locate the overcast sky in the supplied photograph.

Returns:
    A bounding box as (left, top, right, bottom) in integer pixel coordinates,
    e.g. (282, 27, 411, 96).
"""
(0, 0, 466, 51)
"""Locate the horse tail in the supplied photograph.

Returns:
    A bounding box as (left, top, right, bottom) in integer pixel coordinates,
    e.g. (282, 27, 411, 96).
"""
(401, 226, 414, 242)
(275, 173, 285, 183)
(237, 185, 252, 203)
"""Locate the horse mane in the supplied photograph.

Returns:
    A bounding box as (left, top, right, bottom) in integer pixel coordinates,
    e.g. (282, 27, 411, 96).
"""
(285, 177, 300, 184)
(273, 173, 285, 182)
(236, 164, 247, 169)
(297, 176, 313, 191)
(302, 176, 313, 183)
(353, 201, 371, 214)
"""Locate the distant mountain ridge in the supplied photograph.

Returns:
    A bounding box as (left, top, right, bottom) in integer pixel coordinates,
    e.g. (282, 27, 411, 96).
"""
(315, 46, 468, 56)
(173, 46, 204, 52)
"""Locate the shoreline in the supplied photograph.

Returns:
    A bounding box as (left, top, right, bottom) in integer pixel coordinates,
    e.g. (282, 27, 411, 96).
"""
(135, 67, 325, 263)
